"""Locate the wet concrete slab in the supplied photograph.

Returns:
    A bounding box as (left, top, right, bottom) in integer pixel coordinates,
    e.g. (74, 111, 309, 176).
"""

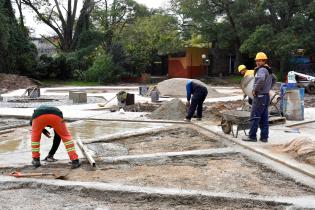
(67, 120, 174, 143)
(0, 127, 29, 154)
(0, 118, 29, 130)
(0, 126, 83, 167)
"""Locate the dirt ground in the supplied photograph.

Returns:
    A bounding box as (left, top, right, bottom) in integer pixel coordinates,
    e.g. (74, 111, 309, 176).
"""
(6, 154, 314, 198)
(0, 187, 290, 210)
(304, 93, 315, 108)
(69, 155, 314, 197)
(265, 137, 315, 167)
(93, 127, 225, 156)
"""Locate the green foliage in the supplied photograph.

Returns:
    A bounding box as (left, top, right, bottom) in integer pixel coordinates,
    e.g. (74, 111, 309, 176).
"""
(0, 0, 37, 75)
(86, 53, 122, 83)
(122, 14, 183, 75)
(240, 24, 274, 57)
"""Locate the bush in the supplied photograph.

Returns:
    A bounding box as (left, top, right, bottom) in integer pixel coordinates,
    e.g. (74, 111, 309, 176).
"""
(86, 53, 122, 84)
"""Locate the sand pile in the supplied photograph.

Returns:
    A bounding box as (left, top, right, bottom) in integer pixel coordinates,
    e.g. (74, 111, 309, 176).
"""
(157, 78, 223, 98)
(281, 137, 315, 166)
(0, 73, 41, 93)
(149, 99, 186, 120)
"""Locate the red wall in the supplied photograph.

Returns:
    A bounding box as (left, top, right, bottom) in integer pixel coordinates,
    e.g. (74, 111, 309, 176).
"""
(168, 47, 208, 79)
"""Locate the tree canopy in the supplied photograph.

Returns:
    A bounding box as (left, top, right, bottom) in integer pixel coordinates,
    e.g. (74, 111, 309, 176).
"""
(2, 0, 315, 81)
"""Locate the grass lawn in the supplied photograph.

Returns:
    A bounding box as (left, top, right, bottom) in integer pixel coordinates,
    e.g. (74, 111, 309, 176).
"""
(42, 80, 99, 87)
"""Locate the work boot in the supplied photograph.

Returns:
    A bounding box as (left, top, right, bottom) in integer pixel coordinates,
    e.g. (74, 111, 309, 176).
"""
(260, 138, 268, 143)
(184, 118, 191, 122)
(242, 136, 257, 142)
(71, 159, 81, 169)
(32, 158, 41, 168)
(43, 154, 57, 162)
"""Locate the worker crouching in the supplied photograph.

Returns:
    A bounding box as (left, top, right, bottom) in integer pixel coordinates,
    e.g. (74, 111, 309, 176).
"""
(30, 105, 81, 169)
(185, 80, 208, 121)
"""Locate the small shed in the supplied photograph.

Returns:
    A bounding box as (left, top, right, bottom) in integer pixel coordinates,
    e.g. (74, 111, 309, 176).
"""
(168, 47, 209, 79)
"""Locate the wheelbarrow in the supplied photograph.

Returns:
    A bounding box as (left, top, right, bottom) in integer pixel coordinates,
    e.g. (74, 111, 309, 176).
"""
(220, 110, 251, 138)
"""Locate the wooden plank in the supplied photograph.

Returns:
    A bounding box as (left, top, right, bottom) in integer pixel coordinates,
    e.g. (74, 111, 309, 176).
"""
(269, 117, 286, 125)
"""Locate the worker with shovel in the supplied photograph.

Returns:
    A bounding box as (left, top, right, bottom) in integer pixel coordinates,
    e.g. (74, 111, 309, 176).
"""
(185, 80, 208, 122)
(30, 105, 81, 168)
(242, 52, 276, 143)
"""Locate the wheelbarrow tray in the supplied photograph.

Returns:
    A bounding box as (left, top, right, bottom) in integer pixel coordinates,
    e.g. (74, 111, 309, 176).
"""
(221, 110, 251, 138)
(222, 110, 251, 123)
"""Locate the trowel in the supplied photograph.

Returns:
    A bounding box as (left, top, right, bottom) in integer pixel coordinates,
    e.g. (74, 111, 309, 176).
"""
(9, 171, 69, 179)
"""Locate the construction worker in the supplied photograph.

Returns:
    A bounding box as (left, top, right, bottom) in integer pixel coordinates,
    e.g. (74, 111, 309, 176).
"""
(242, 52, 276, 143)
(185, 80, 208, 121)
(238, 64, 255, 105)
(30, 105, 81, 168)
(238, 65, 254, 77)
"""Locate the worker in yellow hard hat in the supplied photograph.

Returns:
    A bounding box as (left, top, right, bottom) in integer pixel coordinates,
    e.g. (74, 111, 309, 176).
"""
(238, 65, 254, 77)
(243, 52, 277, 143)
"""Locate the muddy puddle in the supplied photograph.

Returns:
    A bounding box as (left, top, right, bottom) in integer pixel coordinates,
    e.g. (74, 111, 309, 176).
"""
(86, 127, 225, 157)
(4, 153, 314, 197)
(0, 127, 29, 153)
(68, 120, 172, 142)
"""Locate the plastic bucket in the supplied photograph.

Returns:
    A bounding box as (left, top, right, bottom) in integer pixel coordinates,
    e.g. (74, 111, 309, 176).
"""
(282, 87, 305, 121)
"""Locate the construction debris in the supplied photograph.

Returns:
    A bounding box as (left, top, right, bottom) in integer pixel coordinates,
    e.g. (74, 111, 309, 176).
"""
(149, 98, 187, 120)
(157, 78, 223, 98)
(281, 137, 315, 166)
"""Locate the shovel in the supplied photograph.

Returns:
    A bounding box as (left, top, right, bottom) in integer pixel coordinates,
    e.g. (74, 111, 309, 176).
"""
(9, 171, 69, 179)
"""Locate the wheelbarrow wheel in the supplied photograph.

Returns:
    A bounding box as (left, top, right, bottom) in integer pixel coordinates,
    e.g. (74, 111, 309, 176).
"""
(221, 118, 232, 134)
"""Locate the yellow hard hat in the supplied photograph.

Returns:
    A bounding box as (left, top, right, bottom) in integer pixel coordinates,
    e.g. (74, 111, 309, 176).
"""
(255, 52, 268, 60)
(238, 65, 247, 72)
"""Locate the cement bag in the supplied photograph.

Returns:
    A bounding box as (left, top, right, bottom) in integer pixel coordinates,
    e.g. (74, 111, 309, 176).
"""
(240, 76, 254, 99)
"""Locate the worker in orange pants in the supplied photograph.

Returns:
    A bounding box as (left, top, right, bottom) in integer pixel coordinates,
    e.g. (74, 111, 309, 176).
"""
(30, 105, 80, 169)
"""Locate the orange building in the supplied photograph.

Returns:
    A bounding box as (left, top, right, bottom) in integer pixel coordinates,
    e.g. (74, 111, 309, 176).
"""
(168, 47, 209, 79)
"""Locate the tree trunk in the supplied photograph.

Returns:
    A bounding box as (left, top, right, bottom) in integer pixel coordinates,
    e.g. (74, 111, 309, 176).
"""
(71, 0, 94, 49)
